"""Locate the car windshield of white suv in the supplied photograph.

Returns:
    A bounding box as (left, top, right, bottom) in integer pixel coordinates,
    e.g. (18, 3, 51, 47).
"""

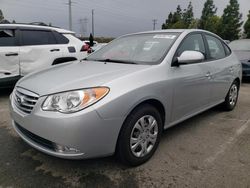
(85, 33, 180, 65)
(229, 40, 250, 51)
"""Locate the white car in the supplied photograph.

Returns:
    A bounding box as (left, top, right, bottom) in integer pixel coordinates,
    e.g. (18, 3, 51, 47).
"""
(0, 24, 88, 88)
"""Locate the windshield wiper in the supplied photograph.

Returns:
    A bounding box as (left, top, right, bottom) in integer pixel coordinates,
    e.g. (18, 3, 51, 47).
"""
(94, 59, 137, 64)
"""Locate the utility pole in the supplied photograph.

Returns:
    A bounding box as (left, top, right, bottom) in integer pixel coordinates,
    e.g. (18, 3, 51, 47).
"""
(92, 9, 94, 36)
(152, 19, 157, 30)
(79, 17, 88, 37)
(68, 0, 72, 31)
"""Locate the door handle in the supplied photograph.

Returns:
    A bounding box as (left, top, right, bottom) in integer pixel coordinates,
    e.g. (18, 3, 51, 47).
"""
(50, 49, 60, 52)
(0, 70, 12, 75)
(5, 52, 18, 56)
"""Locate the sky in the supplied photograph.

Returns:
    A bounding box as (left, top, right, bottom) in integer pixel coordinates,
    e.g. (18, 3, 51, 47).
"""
(0, 0, 249, 37)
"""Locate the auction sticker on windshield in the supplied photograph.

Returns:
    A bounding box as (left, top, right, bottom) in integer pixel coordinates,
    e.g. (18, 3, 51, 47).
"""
(153, 35, 176, 39)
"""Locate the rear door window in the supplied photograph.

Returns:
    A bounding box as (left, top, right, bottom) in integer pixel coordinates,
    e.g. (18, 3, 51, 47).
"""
(0, 29, 17, 47)
(53, 31, 69, 44)
(205, 35, 226, 60)
(21, 30, 57, 46)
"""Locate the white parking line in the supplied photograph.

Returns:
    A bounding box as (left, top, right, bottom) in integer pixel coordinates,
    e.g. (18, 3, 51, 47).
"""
(236, 121, 249, 135)
(205, 119, 250, 165)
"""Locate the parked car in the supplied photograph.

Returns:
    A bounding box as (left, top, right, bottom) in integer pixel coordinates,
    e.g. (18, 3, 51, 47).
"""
(229, 39, 250, 78)
(0, 24, 88, 88)
(10, 29, 241, 166)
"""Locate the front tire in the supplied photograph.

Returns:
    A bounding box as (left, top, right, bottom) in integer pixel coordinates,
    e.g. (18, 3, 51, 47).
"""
(117, 104, 163, 166)
(222, 81, 239, 111)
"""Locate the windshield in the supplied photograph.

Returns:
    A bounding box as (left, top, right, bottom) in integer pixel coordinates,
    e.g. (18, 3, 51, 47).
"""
(229, 40, 250, 51)
(86, 33, 180, 65)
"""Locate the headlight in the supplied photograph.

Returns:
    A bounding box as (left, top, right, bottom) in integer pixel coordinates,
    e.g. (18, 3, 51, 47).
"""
(42, 87, 109, 113)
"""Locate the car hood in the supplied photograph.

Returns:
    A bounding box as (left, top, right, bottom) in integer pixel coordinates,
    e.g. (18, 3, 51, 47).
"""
(233, 51, 250, 62)
(17, 61, 149, 96)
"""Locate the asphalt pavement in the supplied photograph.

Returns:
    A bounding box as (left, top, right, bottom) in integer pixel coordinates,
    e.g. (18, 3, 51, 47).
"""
(0, 83, 250, 188)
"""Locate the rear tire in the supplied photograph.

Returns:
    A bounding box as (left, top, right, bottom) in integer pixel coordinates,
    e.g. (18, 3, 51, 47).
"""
(222, 81, 239, 111)
(117, 104, 163, 166)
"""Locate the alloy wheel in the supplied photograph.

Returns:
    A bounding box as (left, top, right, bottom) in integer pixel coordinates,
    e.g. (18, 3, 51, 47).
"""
(130, 115, 158, 158)
(229, 84, 238, 107)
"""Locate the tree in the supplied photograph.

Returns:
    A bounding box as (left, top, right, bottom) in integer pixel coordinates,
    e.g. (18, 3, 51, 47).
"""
(220, 0, 243, 40)
(188, 19, 199, 29)
(162, 5, 183, 29)
(183, 2, 194, 28)
(172, 5, 182, 24)
(0, 10, 4, 22)
(199, 0, 217, 30)
(162, 12, 174, 29)
(162, 3, 194, 29)
(0, 10, 10, 24)
(205, 15, 221, 35)
(171, 20, 187, 29)
(244, 11, 250, 38)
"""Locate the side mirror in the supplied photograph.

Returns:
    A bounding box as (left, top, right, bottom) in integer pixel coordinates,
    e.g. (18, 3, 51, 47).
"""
(173, 51, 205, 66)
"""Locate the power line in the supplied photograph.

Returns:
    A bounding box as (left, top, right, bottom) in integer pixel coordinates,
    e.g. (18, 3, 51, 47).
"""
(3, 0, 158, 34)
(152, 19, 157, 30)
(75, 1, 149, 23)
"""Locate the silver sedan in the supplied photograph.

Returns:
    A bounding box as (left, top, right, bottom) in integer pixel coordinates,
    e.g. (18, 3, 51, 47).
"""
(10, 29, 242, 166)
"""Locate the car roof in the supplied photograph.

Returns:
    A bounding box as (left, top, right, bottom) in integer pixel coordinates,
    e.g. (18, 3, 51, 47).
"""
(0, 24, 75, 34)
(121, 29, 217, 37)
(135, 29, 187, 34)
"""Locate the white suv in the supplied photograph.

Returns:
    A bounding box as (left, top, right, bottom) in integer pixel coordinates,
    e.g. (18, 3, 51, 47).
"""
(0, 24, 88, 88)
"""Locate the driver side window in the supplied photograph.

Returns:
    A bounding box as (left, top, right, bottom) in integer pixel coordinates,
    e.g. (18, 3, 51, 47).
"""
(177, 34, 206, 57)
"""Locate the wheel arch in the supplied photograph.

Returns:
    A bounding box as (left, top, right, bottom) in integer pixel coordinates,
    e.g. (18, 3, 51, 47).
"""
(234, 77, 241, 88)
(115, 98, 166, 154)
(137, 99, 166, 125)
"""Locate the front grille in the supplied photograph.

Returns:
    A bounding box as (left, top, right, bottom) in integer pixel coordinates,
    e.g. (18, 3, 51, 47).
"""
(13, 88, 39, 114)
(16, 123, 55, 151)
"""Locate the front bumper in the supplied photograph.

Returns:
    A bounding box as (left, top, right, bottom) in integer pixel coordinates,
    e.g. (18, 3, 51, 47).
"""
(10, 94, 124, 159)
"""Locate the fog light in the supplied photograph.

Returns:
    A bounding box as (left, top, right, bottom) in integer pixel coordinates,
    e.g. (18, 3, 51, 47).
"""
(54, 144, 80, 154)
(54, 144, 64, 152)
